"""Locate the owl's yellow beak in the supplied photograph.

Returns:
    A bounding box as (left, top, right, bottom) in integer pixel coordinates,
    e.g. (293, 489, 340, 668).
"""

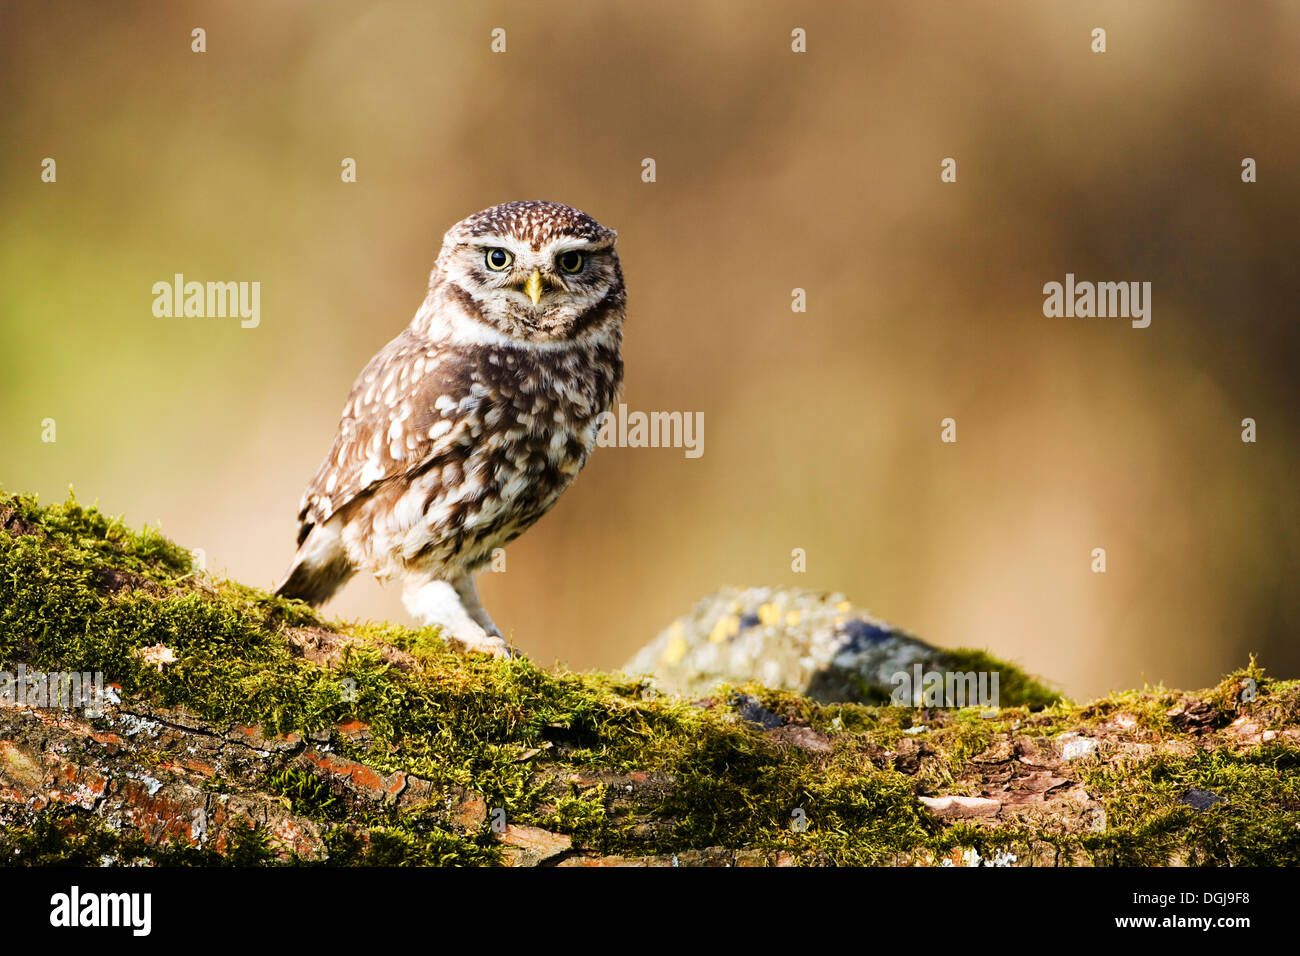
(524, 269, 543, 306)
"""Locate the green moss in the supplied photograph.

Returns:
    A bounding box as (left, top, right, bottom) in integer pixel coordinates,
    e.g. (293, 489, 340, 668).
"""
(1, 490, 1296, 866)
(322, 825, 500, 867)
(1083, 745, 1300, 865)
(0, 808, 279, 866)
(265, 766, 345, 820)
(939, 647, 1061, 710)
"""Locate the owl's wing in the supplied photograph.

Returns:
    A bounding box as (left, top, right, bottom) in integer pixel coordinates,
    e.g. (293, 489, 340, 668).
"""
(292, 332, 481, 544)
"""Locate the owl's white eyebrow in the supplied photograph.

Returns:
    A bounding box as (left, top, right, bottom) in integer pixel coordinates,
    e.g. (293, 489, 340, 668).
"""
(466, 238, 611, 257)
(468, 237, 532, 256)
(546, 238, 613, 254)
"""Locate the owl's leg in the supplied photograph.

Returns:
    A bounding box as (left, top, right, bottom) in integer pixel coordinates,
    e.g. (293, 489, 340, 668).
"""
(400, 575, 514, 659)
(451, 573, 502, 637)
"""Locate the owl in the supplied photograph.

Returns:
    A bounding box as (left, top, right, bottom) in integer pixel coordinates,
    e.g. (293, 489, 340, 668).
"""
(276, 201, 626, 658)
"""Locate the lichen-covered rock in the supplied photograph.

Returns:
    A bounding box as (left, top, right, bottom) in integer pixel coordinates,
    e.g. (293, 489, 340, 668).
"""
(626, 586, 1056, 707)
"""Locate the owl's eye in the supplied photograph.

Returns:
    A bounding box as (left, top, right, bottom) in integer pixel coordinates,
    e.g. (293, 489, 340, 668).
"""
(557, 250, 585, 274)
(485, 248, 513, 271)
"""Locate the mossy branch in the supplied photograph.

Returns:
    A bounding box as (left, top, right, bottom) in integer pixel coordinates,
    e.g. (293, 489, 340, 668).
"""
(1, 493, 1297, 866)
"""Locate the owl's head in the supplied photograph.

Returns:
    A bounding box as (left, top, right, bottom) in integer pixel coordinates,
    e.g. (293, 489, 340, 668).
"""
(427, 200, 625, 345)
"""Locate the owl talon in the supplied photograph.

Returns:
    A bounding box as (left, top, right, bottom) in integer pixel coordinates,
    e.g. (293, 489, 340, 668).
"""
(447, 631, 520, 660)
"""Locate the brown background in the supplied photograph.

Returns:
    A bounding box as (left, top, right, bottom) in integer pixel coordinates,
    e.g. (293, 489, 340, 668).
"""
(3, 1, 1298, 699)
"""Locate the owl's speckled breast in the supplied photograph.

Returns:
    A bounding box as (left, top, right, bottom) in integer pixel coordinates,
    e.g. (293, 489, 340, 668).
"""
(344, 339, 623, 580)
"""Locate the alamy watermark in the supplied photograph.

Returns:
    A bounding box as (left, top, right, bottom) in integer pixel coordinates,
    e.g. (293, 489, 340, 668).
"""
(595, 402, 704, 458)
(890, 664, 1000, 710)
(49, 886, 151, 936)
(1, 665, 111, 717)
(1042, 273, 1151, 328)
(152, 273, 260, 328)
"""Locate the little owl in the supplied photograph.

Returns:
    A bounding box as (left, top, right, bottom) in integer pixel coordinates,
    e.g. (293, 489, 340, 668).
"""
(276, 201, 626, 658)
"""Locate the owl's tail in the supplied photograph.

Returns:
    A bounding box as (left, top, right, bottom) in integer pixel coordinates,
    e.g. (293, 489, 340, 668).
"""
(274, 517, 355, 606)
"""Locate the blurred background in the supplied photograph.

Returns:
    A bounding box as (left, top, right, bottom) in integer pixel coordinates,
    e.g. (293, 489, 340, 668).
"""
(3, 1, 1298, 700)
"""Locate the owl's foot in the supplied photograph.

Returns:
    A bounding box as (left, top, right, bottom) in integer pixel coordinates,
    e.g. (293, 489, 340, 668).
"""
(401, 575, 523, 660)
(444, 627, 520, 660)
